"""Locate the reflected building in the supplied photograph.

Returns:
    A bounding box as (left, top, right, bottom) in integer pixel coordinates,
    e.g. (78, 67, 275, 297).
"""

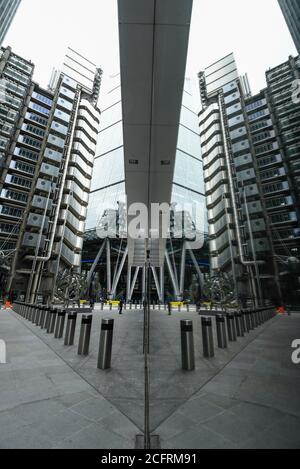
(0, 46, 101, 302)
(198, 53, 300, 306)
(83, 75, 208, 302)
(278, 0, 300, 54)
(0, 0, 21, 46)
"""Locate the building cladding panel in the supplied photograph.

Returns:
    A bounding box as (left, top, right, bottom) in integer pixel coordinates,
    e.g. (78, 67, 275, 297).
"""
(0, 0, 21, 46)
(278, 0, 300, 53)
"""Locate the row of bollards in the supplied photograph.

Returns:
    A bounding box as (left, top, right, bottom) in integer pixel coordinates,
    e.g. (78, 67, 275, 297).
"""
(180, 307, 276, 371)
(12, 302, 114, 370)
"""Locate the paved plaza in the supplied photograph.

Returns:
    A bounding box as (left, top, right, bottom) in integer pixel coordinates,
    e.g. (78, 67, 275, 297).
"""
(0, 306, 299, 448)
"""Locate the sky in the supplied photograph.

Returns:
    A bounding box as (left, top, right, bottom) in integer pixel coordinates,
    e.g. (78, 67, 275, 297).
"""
(3, 0, 297, 97)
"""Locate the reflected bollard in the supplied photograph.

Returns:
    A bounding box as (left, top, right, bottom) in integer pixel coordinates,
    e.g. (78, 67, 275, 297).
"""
(242, 311, 249, 333)
(54, 309, 66, 338)
(234, 312, 244, 337)
(34, 305, 41, 325)
(248, 310, 254, 330)
(216, 314, 227, 348)
(252, 310, 258, 328)
(97, 318, 114, 370)
(226, 313, 237, 342)
(39, 306, 46, 328)
(32, 304, 37, 322)
(201, 317, 214, 358)
(47, 308, 57, 334)
(78, 315, 93, 355)
(43, 307, 52, 331)
(180, 320, 195, 371)
(64, 312, 77, 346)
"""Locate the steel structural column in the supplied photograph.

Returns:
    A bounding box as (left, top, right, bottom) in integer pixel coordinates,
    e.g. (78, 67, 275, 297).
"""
(106, 238, 112, 299)
(165, 249, 180, 299)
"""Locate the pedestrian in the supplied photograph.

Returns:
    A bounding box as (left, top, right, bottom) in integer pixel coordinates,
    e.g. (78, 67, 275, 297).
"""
(167, 301, 172, 316)
(118, 299, 123, 315)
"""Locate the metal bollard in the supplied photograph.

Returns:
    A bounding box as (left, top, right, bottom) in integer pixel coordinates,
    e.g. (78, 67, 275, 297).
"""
(78, 315, 93, 355)
(30, 305, 35, 322)
(242, 311, 249, 333)
(64, 312, 77, 346)
(140, 301, 142, 310)
(129, 302, 132, 310)
(164, 303, 167, 311)
(248, 310, 254, 330)
(234, 312, 244, 337)
(110, 302, 112, 311)
(252, 310, 258, 328)
(180, 320, 195, 371)
(101, 302, 104, 311)
(43, 307, 52, 331)
(47, 308, 58, 334)
(226, 313, 237, 341)
(34, 305, 41, 325)
(201, 317, 215, 358)
(54, 310, 66, 338)
(216, 314, 227, 348)
(38, 306, 46, 327)
(186, 303, 189, 312)
(97, 318, 114, 370)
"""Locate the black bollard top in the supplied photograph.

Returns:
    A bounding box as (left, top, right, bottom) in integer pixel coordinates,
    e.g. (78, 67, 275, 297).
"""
(81, 314, 92, 324)
(180, 319, 193, 332)
(101, 318, 114, 330)
(201, 317, 212, 326)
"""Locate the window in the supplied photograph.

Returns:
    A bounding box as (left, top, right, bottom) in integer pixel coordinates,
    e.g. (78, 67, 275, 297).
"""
(0, 206, 23, 218)
(5, 190, 28, 203)
(14, 162, 35, 174)
(22, 135, 42, 149)
(255, 142, 274, 155)
(265, 197, 287, 209)
(30, 102, 50, 116)
(10, 175, 32, 189)
(0, 223, 19, 234)
(18, 148, 38, 161)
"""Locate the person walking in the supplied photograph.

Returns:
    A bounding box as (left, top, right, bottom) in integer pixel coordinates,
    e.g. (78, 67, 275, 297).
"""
(118, 299, 123, 315)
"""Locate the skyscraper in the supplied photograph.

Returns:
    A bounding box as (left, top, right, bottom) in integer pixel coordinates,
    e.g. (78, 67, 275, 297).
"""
(0, 46, 101, 302)
(278, 0, 300, 53)
(0, 0, 21, 46)
(198, 53, 300, 306)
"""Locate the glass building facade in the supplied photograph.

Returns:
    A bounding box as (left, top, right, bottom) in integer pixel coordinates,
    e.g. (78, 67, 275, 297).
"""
(86, 76, 206, 235)
(0, 0, 21, 46)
